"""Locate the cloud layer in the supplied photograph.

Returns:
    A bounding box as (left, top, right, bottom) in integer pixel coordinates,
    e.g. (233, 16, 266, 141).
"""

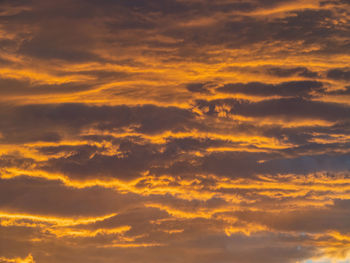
(1, 0, 350, 262)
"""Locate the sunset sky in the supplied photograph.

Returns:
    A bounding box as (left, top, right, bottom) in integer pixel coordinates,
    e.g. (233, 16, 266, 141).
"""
(1, 0, 350, 262)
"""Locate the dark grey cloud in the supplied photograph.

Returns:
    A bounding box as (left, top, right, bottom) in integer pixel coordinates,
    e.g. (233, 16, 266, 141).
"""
(0, 153, 34, 170)
(235, 199, 350, 233)
(267, 67, 319, 78)
(217, 81, 324, 98)
(320, 0, 350, 6)
(157, 150, 350, 178)
(0, 103, 195, 143)
(0, 0, 347, 71)
(1, 0, 345, 63)
(0, 77, 94, 96)
(38, 137, 235, 180)
(150, 150, 270, 178)
(160, 8, 347, 58)
(261, 152, 350, 175)
(269, 9, 336, 43)
(327, 68, 350, 81)
(186, 82, 213, 94)
(41, 140, 165, 180)
(0, 176, 139, 217)
(195, 97, 350, 121)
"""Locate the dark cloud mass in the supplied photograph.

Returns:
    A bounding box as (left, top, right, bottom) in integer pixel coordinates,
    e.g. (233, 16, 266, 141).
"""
(195, 97, 350, 121)
(327, 68, 350, 81)
(267, 67, 319, 78)
(216, 81, 324, 98)
(0, 0, 350, 263)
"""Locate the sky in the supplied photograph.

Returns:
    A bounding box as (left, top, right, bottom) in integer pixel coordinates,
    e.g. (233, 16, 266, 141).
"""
(0, 0, 350, 262)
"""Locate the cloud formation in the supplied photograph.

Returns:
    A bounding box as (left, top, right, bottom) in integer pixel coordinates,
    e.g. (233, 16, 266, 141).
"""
(1, 0, 350, 262)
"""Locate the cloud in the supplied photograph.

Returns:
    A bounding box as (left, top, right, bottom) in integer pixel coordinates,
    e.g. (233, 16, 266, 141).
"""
(0, 103, 195, 143)
(0, 176, 138, 217)
(217, 81, 324, 98)
(234, 199, 350, 233)
(1, 0, 350, 262)
(186, 82, 213, 94)
(266, 67, 319, 78)
(40, 140, 165, 180)
(0, 78, 94, 96)
(327, 68, 350, 81)
(195, 97, 350, 121)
